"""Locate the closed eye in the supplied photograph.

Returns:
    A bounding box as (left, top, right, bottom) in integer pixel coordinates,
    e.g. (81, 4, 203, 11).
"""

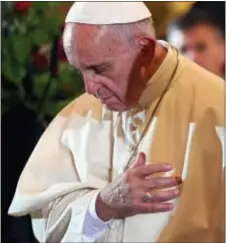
(87, 63, 111, 74)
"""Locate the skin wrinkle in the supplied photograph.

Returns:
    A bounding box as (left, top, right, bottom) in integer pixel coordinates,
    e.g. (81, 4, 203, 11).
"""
(99, 173, 140, 219)
(102, 173, 130, 207)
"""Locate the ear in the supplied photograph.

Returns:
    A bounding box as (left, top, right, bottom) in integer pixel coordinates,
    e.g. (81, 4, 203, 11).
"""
(139, 37, 156, 66)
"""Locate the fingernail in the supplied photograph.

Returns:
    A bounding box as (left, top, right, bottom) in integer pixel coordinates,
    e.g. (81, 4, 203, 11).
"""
(175, 176, 182, 184)
(140, 152, 146, 160)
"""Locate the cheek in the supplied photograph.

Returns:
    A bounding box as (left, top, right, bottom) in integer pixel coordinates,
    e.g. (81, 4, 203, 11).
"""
(111, 74, 132, 102)
(215, 44, 225, 64)
(106, 77, 128, 101)
(97, 70, 131, 101)
(110, 63, 138, 98)
(203, 44, 222, 65)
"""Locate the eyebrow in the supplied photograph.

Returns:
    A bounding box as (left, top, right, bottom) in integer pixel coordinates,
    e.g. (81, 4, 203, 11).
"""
(85, 62, 111, 70)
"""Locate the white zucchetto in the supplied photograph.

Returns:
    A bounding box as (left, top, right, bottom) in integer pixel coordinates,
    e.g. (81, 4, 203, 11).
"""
(65, 2, 151, 25)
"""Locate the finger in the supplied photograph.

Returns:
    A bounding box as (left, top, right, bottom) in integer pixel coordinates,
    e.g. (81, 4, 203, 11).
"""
(139, 202, 174, 214)
(140, 176, 182, 190)
(134, 163, 173, 177)
(141, 188, 180, 203)
(133, 152, 146, 168)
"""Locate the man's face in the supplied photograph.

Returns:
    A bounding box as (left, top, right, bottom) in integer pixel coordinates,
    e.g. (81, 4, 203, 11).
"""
(64, 24, 151, 112)
(181, 24, 225, 77)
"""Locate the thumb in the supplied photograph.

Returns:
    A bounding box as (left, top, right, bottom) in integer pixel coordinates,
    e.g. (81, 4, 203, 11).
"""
(133, 152, 146, 168)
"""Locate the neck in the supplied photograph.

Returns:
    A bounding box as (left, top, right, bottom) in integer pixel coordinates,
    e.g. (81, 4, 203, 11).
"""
(146, 42, 168, 81)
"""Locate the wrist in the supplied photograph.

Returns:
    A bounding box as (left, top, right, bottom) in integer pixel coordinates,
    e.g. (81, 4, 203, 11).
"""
(95, 192, 116, 221)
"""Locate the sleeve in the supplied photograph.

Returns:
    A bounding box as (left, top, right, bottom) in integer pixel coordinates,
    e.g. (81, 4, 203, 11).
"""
(8, 101, 109, 242)
(215, 126, 225, 168)
(82, 191, 111, 242)
(215, 125, 225, 241)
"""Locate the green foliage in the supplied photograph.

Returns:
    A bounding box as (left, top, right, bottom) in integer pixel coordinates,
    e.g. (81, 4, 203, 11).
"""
(1, 1, 84, 125)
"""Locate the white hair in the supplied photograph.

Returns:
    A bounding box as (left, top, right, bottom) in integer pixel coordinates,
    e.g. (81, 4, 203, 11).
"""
(63, 17, 155, 63)
(95, 17, 156, 45)
(63, 23, 75, 64)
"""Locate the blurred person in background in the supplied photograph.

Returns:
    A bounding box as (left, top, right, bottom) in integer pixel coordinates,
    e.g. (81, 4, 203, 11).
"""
(167, 2, 225, 78)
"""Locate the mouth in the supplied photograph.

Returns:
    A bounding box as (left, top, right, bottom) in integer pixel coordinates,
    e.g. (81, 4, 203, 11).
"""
(99, 95, 114, 103)
(100, 98, 111, 105)
(94, 88, 114, 101)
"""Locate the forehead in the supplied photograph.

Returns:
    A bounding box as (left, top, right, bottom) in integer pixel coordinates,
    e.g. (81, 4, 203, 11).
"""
(183, 24, 223, 43)
(66, 23, 124, 67)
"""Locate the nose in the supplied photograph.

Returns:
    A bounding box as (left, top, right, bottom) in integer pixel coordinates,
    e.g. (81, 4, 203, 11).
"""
(83, 74, 95, 94)
(84, 77, 101, 97)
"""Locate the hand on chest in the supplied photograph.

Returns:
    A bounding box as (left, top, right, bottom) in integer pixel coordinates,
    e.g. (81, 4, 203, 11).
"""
(62, 111, 189, 183)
